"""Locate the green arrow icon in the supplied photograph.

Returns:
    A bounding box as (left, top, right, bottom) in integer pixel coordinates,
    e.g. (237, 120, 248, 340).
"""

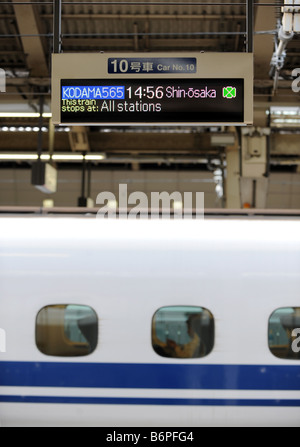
(223, 86, 236, 99)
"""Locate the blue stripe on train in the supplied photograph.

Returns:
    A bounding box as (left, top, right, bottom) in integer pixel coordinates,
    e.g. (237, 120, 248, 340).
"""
(0, 361, 300, 390)
(1, 395, 300, 407)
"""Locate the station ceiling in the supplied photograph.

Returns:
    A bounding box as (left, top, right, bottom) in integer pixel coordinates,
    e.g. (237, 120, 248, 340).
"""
(0, 0, 299, 166)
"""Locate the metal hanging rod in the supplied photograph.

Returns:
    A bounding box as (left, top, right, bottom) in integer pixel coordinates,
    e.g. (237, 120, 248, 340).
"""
(66, 31, 247, 36)
(4, 1, 216, 4)
(0, 34, 52, 38)
(1, 2, 298, 6)
(0, 31, 247, 38)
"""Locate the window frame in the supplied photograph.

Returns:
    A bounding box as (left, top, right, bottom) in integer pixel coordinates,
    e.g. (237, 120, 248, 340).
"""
(35, 304, 98, 357)
(151, 305, 215, 359)
(268, 306, 300, 360)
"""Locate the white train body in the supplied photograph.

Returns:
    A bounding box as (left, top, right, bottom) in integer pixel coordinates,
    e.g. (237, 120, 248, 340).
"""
(0, 217, 300, 427)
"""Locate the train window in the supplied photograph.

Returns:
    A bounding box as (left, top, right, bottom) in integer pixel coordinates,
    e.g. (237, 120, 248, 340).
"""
(36, 305, 98, 357)
(152, 306, 214, 359)
(268, 307, 300, 360)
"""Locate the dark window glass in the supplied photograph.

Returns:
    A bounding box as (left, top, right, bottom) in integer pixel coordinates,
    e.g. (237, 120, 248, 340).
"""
(269, 307, 300, 360)
(152, 306, 214, 359)
(36, 305, 98, 357)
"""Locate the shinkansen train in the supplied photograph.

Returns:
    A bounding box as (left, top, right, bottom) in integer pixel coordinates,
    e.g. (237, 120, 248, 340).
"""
(0, 214, 300, 427)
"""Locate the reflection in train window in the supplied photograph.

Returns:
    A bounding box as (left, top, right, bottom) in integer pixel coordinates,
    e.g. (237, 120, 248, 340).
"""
(36, 305, 98, 357)
(152, 306, 214, 359)
(268, 307, 300, 360)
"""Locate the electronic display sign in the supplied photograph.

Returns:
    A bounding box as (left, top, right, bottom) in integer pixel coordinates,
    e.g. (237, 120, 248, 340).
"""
(61, 78, 244, 124)
(52, 53, 253, 126)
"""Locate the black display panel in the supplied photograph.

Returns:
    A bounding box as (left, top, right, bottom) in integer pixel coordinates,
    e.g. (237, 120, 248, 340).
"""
(61, 78, 244, 124)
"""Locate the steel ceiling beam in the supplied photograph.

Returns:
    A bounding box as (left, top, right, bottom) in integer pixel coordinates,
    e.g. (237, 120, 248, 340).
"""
(254, 0, 277, 79)
(11, 0, 48, 76)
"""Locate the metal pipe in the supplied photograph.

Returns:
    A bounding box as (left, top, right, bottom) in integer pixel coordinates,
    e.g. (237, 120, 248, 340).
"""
(42, 14, 247, 20)
(0, 31, 246, 38)
(1, 2, 300, 6)
(0, 2, 268, 5)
